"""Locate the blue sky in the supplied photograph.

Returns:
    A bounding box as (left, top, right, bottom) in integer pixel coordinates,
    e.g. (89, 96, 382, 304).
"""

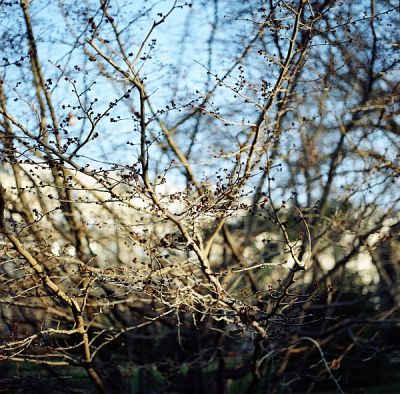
(1, 0, 399, 210)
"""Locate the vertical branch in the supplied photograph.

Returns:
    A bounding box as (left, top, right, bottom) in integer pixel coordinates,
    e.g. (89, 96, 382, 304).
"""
(0, 186, 106, 394)
(20, 0, 91, 262)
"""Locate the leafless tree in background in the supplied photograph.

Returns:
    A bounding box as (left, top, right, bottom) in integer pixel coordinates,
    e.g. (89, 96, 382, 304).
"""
(0, 1, 399, 393)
